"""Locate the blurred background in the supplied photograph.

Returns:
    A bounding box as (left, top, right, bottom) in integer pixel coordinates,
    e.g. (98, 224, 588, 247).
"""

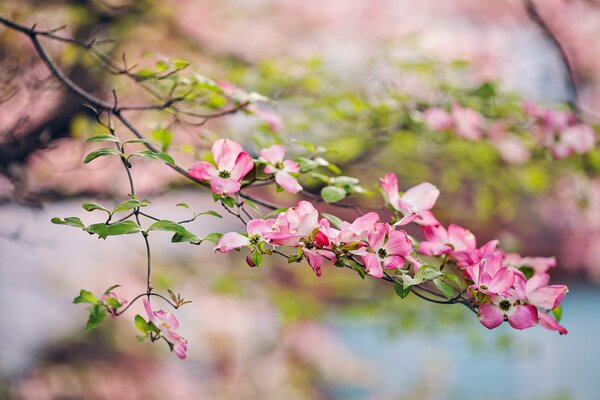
(1, 1, 600, 399)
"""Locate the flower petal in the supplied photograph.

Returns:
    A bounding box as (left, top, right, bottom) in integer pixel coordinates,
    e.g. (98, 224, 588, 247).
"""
(507, 304, 538, 330)
(538, 311, 568, 335)
(259, 144, 285, 163)
(188, 161, 218, 181)
(229, 152, 254, 181)
(362, 253, 383, 278)
(379, 173, 400, 210)
(214, 232, 250, 252)
(478, 304, 504, 329)
(399, 182, 440, 213)
(212, 139, 243, 171)
(210, 177, 241, 195)
(275, 171, 302, 193)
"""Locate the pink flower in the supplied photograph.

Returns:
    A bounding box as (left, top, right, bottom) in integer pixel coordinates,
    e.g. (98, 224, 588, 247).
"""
(466, 255, 514, 296)
(379, 173, 440, 226)
(451, 104, 484, 140)
(478, 296, 538, 330)
(418, 223, 476, 257)
(264, 201, 319, 246)
(525, 273, 568, 311)
(504, 255, 556, 275)
(355, 223, 413, 278)
(189, 139, 254, 195)
(423, 108, 453, 131)
(319, 212, 380, 244)
(538, 312, 568, 335)
(259, 144, 302, 193)
(552, 124, 596, 159)
(143, 298, 188, 360)
(453, 239, 500, 269)
(214, 219, 276, 253)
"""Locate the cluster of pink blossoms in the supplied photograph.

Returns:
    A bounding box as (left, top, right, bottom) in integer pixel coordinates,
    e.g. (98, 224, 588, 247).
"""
(200, 139, 568, 335)
(423, 101, 596, 161)
(143, 298, 188, 360)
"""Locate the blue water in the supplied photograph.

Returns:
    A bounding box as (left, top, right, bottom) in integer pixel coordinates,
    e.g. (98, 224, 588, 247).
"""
(329, 285, 600, 400)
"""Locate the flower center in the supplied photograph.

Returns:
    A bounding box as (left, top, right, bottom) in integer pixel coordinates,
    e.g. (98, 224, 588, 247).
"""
(304, 242, 314, 249)
(218, 170, 231, 178)
(377, 248, 388, 259)
(274, 161, 285, 169)
(249, 234, 261, 245)
(162, 321, 170, 329)
(480, 284, 489, 290)
(499, 299, 511, 311)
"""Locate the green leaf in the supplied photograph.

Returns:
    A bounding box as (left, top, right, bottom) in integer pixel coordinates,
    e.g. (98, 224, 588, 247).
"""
(264, 208, 288, 219)
(203, 232, 223, 244)
(433, 278, 456, 300)
(85, 303, 107, 331)
(112, 198, 150, 214)
(243, 199, 262, 216)
(321, 212, 343, 229)
(82, 202, 109, 213)
(73, 289, 98, 304)
(171, 231, 201, 244)
(220, 195, 236, 208)
(134, 314, 150, 334)
(84, 221, 142, 239)
(197, 210, 223, 219)
(176, 202, 194, 212)
(519, 266, 534, 280)
(147, 220, 186, 234)
(152, 127, 173, 152)
(51, 217, 85, 228)
(84, 148, 122, 164)
(83, 223, 109, 239)
(552, 305, 563, 322)
(321, 186, 347, 203)
(296, 157, 319, 172)
(394, 283, 411, 298)
(106, 297, 122, 308)
(104, 284, 121, 294)
(250, 251, 262, 267)
(86, 134, 120, 143)
(414, 265, 443, 282)
(128, 150, 175, 166)
(444, 273, 463, 290)
(123, 138, 159, 146)
(293, 139, 316, 153)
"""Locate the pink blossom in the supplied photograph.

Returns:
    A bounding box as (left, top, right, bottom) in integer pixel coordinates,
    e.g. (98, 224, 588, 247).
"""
(525, 273, 568, 311)
(355, 223, 413, 278)
(319, 212, 380, 244)
(466, 255, 514, 296)
(552, 124, 597, 159)
(478, 297, 538, 330)
(379, 173, 440, 226)
(418, 223, 476, 257)
(451, 104, 484, 140)
(264, 201, 319, 246)
(189, 139, 254, 195)
(143, 298, 188, 360)
(538, 312, 568, 335)
(423, 108, 453, 131)
(453, 239, 500, 269)
(504, 255, 556, 275)
(259, 144, 302, 193)
(214, 219, 276, 253)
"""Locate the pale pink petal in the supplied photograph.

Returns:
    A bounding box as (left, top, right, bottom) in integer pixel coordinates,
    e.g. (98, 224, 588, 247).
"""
(210, 177, 241, 195)
(259, 144, 285, 163)
(303, 249, 324, 277)
(212, 139, 244, 171)
(447, 224, 477, 251)
(368, 223, 389, 250)
(538, 311, 568, 335)
(478, 304, 504, 329)
(263, 232, 304, 246)
(188, 161, 218, 181)
(229, 152, 254, 181)
(525, 273, 550, 293)
(412, 210, 440, 226)
(419, 241, 450, 256)
(143, 298, 154, 323)
(487, 267, 514, 295)
(528, 285, 568, 310)
(275, 171, 302, 193)
(247, 219, 276, 236)
(423, 108, 453, 131)
(283, 159, 300, 173)
(379, 173, 400, 209)
(399, 182, 440, 213)
(214, 232, 250, 252)
(507, 304, 538, 330)
(385, 230, 412, 256)
(452, 104, 483, 140)
(362, 253, 383, 278)
(383, 255, 405, 270)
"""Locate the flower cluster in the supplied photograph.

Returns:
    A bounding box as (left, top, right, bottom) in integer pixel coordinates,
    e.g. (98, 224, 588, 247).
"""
(423, 101, 596, 162)
(204, 137, 569, 335)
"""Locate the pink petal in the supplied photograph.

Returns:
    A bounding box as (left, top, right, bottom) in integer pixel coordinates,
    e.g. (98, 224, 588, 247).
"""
(478, 304, 504, 329)
(214, 232, 250, 252)
(283, 160, 300, 173)
(379, 173, 400, 209)
(345, 212, 379, 239)
(525, 273, 550, 293)
(538, 311, 568, 335)
(263, 232, 304, 246)
(447, 224, 476, 251)
(212, 139, 244, 171)
(275, 171, 302, 193)
(507, 304, 538, 330)
(368, 223, 389, 250)
(247, 219, 276, 236)
(362, 253, 383, 278)
(487, 267, 514, 295)
(385, 230, 412, 256)
(412, 210, 440, 226)
(400, 182, 440, 213)
(528, 285, 568, 310)
(452, 104, 483, 140)
(188, 161, 218, 181)
(303, 249, 323, 277)
(210, 177, 241, 195)
(383, 255, 405, 270)
(143, 298, 154, 323)
(423, 108, 453, 131)
(259, 144, 285, 163)
(229, 152, 254, 181)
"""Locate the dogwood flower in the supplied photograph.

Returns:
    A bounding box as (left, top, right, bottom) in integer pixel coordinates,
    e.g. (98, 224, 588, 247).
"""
(466, 255, 514, 296)
(259, 144, 302, 193)
(552, 124, 597, 159)
(451, 103, 484, 140)
(423, 108, 453, 131)
(214, 219, 276, 253)
(418, 223, 476, 257)
(355, 223, 413, 278)
(379, 172, 440, 226)
(143, 298, 188, 360)
(189, 139, 254, 195)
(478, 295, 538, 330)
(264, 201, 319, 246)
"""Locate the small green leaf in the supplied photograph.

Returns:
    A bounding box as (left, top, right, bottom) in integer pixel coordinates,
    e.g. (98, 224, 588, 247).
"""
(394, 283, 411, 298)
(84, 148, 122, 164)
(123, 138, 159, 146)
(134, 314, 150, 334)
(51, 217, 85, 228)
(176, 202, 194, 212)
(321, 213, 343, 229)
(433, 278, 456, 300)
(293, 139, 316, 153)
(296, 157, 319, 172)
(444, 273, 463, 290)
(128, 150, 175, 166)
(86, 135, 120, 143)
(85, 303, 107, 331)
(203, 232, 223, 244)
(147, 220, 186, 234)
(197, 210, 223, 219)
(104, 284, 121, 294)
(552, 305, 563, 322)
(264, 208, 288, 219)
(106, 297, 122, 308)
(321, 186, 347, 203)
(415, 265, 443, 282)
(519, 266, 534, 280)
(107, 221, 143, 236)
(152, 127, 173, 152)
(82, 202, 109, 213)
(251, 251, 262, 267)
(112, 198, 150, 214)
(243, 199, 262, 216)
(73, 289, 98, 304)
(171, 231, 201, 244)
(220, 195, 236, 208)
